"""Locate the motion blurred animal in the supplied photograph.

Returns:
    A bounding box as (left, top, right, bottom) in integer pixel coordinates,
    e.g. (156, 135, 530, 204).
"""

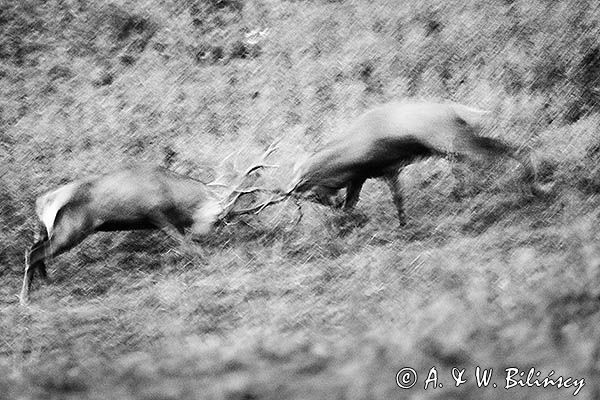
(20, 143, 278, 305)
(285, 100, 545, 222)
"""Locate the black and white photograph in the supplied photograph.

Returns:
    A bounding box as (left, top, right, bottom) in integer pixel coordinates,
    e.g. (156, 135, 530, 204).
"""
(0, 0, 598, 398)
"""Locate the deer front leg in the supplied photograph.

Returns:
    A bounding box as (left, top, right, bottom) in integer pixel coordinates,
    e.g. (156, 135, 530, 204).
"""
(344, 178, 366, 210)
(311, 186, 344, 208)
(149, 213, 198, 253)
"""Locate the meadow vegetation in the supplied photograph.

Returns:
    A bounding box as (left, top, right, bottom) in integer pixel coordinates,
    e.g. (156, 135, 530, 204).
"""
(1, 0, 600, 398)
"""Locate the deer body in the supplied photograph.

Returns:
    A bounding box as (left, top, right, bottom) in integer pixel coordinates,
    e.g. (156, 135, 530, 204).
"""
(288, 101, 541, 221)
(20, 143, 279, 305)
(38, 168, 216, 236)
(20, 167, 222, 305)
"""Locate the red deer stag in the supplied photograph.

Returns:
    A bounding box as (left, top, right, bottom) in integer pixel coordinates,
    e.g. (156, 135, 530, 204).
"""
(284, 100, 547, 223)
(19, 143, 279, 305)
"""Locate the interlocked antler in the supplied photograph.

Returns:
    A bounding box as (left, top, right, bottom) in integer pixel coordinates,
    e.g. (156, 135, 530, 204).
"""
(217, 140, 281, 219)
(227, 190, 289, 217)
(206, 149, 240, 188)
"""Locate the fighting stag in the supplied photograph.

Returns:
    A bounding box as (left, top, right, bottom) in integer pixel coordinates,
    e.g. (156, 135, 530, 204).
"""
(284, 100, 548, 223)
(19, 143, 279, 305)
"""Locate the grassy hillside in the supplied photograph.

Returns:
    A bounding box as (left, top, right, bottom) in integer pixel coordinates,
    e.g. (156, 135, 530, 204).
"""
(2, 0, 600, 398)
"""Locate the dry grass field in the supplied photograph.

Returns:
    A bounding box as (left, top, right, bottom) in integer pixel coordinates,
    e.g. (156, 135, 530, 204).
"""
(2, 0, 600, 398)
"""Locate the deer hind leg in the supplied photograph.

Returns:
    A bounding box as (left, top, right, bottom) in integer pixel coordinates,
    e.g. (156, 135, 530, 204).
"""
(448, 152, 473, 200)
(21, 244, 41, 305)
(383, 170, 405, 225)
(20, 225, 48, 304)
(20, 212, 91, 305)
(20, 234, 80, 305)
(32, 224, 50, 281)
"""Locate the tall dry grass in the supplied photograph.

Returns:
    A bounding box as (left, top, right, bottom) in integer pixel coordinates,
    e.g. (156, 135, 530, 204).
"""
(1, 0, 600, 398)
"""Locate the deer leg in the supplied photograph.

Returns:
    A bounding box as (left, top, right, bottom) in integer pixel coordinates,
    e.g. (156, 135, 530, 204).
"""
(20, 212, 91, 305)
(20, 233, 84, 305)
(19, 225, 50, 304)
(383, 171, 405, 225)
(344, 178, 366, 210)
(150, 213, 196, 253)
(160, 221, 186, 241)
(312, 186, 343, 208)
(448, 153, 471, 200)
(34, 225, 50, 282)
(21, 243, 41, 305)
(167, 226, 196, 251)
(21, 239, 65, 305)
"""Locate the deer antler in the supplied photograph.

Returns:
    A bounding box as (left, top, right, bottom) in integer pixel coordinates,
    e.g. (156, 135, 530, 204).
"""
(207, 148, 241, 187)
(217, 140, 281, 219)
(226, 191, 289, 217)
